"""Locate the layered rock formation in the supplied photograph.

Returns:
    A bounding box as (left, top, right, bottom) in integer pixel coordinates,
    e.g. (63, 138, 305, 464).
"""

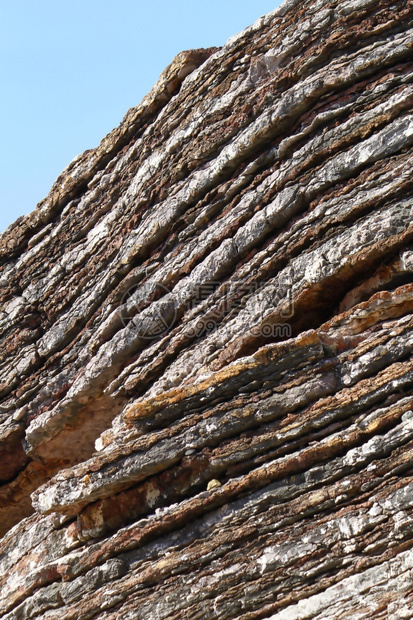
(1, 0, 413, 617)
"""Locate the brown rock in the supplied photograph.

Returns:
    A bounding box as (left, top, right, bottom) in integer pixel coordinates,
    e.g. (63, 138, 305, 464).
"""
(1, 0, 413, 618)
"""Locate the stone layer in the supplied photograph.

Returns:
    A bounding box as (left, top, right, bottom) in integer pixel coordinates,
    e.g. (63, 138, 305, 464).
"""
(1, 0, 413, 618)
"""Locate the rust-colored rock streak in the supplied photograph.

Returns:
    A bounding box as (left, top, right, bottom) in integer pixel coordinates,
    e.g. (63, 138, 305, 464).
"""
(1, 0, 413, 618)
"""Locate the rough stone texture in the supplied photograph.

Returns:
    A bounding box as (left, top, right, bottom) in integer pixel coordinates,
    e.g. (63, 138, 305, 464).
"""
(1, 0, 413, 617)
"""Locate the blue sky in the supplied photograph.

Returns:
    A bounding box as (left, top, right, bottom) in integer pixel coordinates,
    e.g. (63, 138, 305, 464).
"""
(0, 0, 281, 234)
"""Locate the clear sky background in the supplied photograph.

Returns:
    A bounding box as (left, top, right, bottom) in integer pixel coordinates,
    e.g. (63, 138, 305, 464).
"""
(0, 0, 282, 234)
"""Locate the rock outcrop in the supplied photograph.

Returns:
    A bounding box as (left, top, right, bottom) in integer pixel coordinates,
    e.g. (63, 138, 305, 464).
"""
(1, 0, 413, 617)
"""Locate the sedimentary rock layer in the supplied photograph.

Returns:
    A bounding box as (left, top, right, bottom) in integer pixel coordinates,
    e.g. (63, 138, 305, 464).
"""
(1, 0, 413, 617)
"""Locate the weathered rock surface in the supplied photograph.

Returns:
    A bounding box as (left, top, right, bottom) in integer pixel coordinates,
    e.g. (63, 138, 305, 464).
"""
(1, 0, 413, 617)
